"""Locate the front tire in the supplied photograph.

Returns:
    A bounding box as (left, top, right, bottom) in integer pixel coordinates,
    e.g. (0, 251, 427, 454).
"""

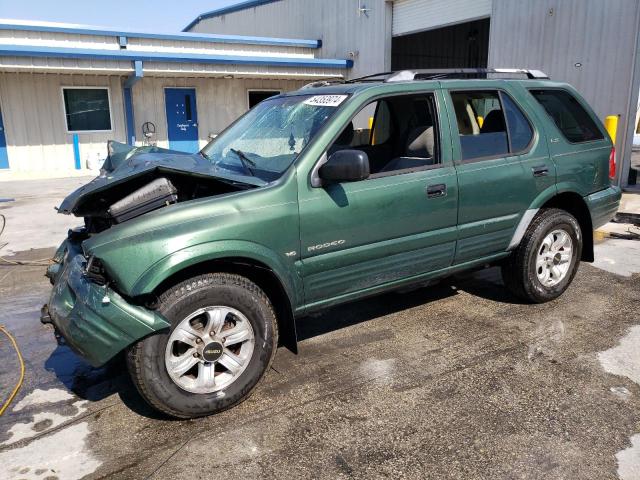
(502, 208, 582, 303)
(126, 273, 278, 419)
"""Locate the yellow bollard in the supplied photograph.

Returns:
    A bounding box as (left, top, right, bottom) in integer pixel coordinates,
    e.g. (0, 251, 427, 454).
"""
(477, 116, 484, 128)
(604, 115, 618, 144)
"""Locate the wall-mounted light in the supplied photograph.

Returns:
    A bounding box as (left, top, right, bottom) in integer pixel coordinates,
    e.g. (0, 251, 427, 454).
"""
(358, 0, 371, 17)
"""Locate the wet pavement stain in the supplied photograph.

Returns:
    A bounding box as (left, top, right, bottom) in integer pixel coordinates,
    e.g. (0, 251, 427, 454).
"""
(0, 245, 639, 479)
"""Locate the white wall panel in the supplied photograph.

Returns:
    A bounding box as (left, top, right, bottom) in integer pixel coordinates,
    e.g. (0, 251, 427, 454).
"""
(392, 0, 492, 37)
(0, 72, 305, 176)
(0, 72, 126, 174)
(130, 76, 305, 149)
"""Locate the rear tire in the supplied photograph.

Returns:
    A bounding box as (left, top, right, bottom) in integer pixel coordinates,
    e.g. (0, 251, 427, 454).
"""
(502, 208, 582, 303)
(126, 273, 278, 419)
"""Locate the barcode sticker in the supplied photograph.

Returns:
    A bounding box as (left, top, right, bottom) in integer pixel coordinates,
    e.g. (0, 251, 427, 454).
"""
(303, 95, 348, 107)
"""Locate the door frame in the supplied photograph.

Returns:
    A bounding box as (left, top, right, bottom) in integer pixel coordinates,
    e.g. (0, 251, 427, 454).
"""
(163, 86, 199, 151)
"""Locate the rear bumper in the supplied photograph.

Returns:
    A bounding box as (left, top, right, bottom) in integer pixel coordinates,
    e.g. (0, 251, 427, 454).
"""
(45, 235, 170, 367)
(585, 185, 622, 230)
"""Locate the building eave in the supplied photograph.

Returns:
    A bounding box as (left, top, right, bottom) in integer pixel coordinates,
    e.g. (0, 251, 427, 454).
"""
(183, 0, 283, 31)
(0, 45, 352, 69)
(0, 18, 320, 49)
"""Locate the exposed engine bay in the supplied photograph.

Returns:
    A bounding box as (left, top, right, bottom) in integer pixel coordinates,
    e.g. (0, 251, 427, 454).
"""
(57, 141, 257, 234)
(81, 172, 246, 233)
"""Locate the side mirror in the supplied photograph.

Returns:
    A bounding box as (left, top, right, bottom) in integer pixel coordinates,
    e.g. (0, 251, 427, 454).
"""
(318, 150, 370, 184)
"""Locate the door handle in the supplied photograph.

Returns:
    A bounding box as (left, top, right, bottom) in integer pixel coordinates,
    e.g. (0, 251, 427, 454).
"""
(426, 183, 447, 198)
(532, 165, 549, 177)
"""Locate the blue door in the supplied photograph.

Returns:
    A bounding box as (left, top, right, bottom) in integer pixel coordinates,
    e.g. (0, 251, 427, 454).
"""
(164, 88, 199, 152)
(0, 103, 8, 169)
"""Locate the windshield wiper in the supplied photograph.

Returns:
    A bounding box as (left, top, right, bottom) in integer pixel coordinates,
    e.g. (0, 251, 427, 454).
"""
(229, 148, 257, 176)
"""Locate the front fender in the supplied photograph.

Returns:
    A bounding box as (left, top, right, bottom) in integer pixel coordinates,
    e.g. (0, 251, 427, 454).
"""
(130, 240, 302, 306)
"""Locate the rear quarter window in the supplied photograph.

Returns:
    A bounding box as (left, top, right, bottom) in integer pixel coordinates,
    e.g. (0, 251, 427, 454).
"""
(529, 89, 603, 143)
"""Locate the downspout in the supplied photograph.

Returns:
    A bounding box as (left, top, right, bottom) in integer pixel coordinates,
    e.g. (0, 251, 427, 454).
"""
(123, 60, 143, 146)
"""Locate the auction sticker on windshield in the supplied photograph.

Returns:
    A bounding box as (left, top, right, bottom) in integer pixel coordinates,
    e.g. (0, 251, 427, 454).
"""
(303, 95, 348, 107)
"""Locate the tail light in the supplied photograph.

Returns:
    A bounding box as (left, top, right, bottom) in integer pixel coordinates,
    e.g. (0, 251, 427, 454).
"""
(609, 146, 616, 180)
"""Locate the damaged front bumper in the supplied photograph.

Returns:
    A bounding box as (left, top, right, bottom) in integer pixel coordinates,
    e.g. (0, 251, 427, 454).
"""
(43, 234, 170, 367)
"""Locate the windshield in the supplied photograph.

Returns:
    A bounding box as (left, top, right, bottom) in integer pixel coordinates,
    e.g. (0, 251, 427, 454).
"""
(201, 94, 348, 182)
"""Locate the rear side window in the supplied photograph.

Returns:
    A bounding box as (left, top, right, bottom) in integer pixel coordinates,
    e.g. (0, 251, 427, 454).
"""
(501, 93, 533, 152)
(530, 89, 603, 143)
(450, 90, 533, 161)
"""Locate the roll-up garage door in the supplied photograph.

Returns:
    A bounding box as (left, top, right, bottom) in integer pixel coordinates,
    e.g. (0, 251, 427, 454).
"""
(393, 0, 492, 37)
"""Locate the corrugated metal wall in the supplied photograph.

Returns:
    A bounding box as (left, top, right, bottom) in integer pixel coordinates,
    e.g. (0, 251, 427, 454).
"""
(489, 0, 640, 186)
(0, 72, 305, 175)
(188, 0, 393, 78)
(392, 0, 492, 37)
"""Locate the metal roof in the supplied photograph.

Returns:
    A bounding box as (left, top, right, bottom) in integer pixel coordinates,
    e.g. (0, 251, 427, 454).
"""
(0, 19, 350, 77)
(183, 0, 283, 32)
(0, 18, 320, 49)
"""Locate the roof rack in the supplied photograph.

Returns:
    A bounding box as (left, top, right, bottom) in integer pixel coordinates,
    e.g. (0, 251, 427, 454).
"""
(300, 78, 346, 89)
(347, 68, 549, 83)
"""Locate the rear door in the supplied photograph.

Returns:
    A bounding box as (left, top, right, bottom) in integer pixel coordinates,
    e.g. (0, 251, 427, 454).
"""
(444, 83, 554, 263)
(528, 87, 611, 196)
(297, 90, 458, 307)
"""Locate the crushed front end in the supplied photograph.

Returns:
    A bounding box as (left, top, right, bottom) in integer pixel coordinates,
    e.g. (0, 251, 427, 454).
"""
(42, 229, 170, 367)
(42, 141, 261, 366)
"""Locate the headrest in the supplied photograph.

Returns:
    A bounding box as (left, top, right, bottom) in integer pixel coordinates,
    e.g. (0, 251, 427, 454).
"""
(335, 121, 354, 146)
(405, 126, 434, 158)
(481, 110, 506, 133)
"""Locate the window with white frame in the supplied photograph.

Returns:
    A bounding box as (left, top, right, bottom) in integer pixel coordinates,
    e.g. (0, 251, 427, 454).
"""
(62, 87, 112, 132)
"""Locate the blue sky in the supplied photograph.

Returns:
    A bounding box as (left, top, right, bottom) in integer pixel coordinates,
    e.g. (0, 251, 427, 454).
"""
(0, 0, 245, 32)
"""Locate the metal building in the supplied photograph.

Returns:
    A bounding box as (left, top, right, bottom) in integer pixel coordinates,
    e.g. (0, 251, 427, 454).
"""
(186, 0, 640, 189)
(0, 19, 351, 178)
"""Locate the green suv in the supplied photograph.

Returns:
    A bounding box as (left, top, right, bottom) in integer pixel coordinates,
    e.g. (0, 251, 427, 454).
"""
(43, 69, 621, 418)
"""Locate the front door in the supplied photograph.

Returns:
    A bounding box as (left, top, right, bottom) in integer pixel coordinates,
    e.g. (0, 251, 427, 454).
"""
(298, 91, 458, 307)
(164, 88, 199, 152)
(0, 103, 8, 169)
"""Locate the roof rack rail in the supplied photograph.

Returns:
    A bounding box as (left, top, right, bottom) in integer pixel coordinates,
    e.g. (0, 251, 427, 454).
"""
(347, 68, 549, 83)
(301, 78, 346, 89)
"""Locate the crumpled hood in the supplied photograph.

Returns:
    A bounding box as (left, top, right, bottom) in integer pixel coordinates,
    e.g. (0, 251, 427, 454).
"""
(58, 141, 265, 215)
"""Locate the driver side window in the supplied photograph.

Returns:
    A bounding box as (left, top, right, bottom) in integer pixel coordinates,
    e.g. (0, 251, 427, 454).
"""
(328, 93, 440, 178)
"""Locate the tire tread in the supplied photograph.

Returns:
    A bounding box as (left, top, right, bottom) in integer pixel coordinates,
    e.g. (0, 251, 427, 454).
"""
(126, 272, 278, 419)
(502, 208, 581, 303)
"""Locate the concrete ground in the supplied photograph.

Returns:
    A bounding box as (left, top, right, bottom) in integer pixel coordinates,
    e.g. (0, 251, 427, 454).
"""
(1, 180, 639, 480)
(0, 177, 92, 255)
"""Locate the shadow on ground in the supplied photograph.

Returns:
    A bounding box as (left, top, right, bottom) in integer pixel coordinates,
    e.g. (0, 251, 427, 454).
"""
(43, 266, 517, 419)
